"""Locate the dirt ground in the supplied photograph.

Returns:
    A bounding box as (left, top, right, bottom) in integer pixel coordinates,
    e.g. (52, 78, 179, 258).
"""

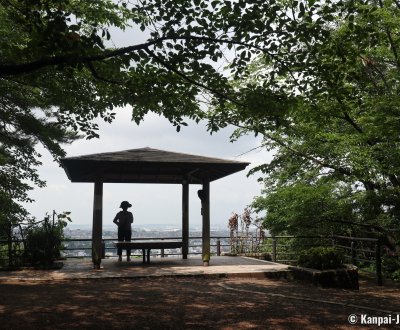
(0, 275, 399, 330)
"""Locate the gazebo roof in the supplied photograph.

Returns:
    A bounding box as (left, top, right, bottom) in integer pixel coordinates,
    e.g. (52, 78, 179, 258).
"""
(61, 147, 250, 184)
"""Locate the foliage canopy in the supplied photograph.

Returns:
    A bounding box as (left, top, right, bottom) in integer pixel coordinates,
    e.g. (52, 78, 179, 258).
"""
(1, 0, 400, 261)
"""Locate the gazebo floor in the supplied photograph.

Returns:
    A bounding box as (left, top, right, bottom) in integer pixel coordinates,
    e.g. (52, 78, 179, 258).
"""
(0, 256, 290, 282)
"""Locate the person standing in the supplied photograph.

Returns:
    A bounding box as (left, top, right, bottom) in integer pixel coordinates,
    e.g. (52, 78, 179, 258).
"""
(113, 201, 134, 261)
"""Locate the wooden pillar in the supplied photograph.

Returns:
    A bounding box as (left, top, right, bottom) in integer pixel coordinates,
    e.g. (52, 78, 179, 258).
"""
(182, 180, 189, 259)
(92, 181, 103, 269)
(202, 179, 210, 266)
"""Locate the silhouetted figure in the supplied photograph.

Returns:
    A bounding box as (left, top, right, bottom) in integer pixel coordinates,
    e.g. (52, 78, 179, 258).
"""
(113, 201, 134, 261)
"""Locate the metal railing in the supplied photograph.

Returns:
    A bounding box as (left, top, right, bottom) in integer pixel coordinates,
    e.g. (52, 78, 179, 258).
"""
(61, 236, 232, 258)
(332, 235, 382, 285)
(259, 235, 382, 286)
(0, 234, 383, 285)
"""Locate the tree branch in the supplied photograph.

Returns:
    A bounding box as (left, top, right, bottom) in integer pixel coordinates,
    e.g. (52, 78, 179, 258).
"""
(327, 218, 385, 231)
(145, 48, 244, 106)
(0, 35, 289, 77)
(389, 174, 400, 187)
(260, 131, 354, 177)
(378, 0, 400, 70)
(86, 62, 125, 85)
(0, 40, 160, 76)
(341, 110, 363, 134)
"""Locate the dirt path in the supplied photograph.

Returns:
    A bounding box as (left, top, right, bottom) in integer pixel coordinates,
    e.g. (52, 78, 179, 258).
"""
(0, 276, 398, 329)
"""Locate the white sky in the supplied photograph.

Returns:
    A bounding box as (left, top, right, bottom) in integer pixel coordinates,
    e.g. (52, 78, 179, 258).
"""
(25, 108, 272, 230)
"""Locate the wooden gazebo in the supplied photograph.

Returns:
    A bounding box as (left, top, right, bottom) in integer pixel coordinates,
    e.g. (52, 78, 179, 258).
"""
(61, 147, 249, 268)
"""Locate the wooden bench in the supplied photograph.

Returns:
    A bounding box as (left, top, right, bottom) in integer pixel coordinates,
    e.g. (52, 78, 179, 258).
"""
(114, 240, 183, 263)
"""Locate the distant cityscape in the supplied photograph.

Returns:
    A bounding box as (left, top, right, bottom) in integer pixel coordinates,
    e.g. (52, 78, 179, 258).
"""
(63, 225, 239, 258)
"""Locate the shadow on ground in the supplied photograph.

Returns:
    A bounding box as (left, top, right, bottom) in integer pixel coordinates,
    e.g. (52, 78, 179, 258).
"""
(0, 276, 398, 329)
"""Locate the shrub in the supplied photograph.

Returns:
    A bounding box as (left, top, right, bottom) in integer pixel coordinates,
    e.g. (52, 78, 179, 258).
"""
(23, 211, 70, 267)
(298, 247, 344, 270)
(382, 254, 400, 282)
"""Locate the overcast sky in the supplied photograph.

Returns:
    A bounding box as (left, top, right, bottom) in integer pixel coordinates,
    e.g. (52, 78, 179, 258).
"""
(24, 107, 272, 230)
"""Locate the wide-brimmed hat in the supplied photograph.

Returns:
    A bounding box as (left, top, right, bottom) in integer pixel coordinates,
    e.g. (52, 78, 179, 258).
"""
(120, 201, 132, 208)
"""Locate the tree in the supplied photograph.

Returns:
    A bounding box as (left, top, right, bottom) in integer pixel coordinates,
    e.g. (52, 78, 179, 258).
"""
(205, 0, 400, 245)
(0, 0, 238, 226)
(1, 0, 317, 226)
(2, 0, 400, 254)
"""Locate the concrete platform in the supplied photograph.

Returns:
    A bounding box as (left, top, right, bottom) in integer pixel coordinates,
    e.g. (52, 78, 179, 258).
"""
(0, 256, 290, 282)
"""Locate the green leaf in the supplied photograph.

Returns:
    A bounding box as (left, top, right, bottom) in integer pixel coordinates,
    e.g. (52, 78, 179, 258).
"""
(299, 2, 305, 14)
